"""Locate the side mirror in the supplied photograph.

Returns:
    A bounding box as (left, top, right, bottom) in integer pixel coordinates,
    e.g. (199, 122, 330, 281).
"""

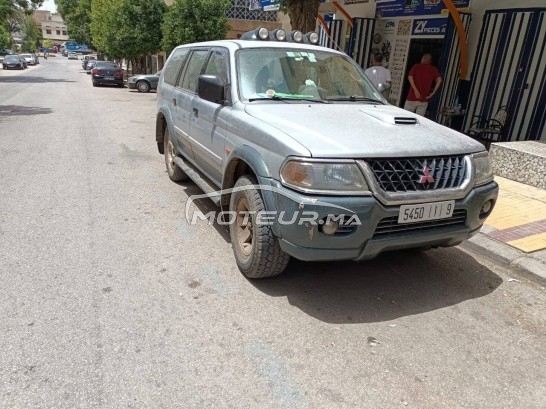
(198, 75, 225, 104)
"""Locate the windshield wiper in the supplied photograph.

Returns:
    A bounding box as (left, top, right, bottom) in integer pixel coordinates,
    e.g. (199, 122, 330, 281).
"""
(248, 95, 329, 103)
(327, 96, 384, 104)
(248, 96, 289, 103)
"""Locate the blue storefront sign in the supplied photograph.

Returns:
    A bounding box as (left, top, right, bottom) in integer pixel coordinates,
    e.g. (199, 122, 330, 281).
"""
(376, 0, 470, 18)
(411, 18, 448, 35)
(249, 0, 279, 11)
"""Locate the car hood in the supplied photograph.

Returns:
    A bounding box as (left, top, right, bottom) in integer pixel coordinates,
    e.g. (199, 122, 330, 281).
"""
(244, 103, 483, 158)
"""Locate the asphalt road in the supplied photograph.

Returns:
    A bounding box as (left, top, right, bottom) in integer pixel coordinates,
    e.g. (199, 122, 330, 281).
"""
(1, 57, 545, 409)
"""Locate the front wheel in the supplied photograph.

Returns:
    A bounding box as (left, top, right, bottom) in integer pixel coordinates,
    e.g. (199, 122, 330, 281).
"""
(229, 175, 289, 278)
(163, 128, 188, 182)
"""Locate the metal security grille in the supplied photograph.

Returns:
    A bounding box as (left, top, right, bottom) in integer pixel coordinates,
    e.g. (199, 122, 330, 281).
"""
(348, 17, 375, 70)
(319, 19, 344, 51)
(432, 13, 472, 125)
(463, 9, 546, 141)
(227, 0, 277, 22)
(373, 210, 467, 238)
(366, 156, 467, 192)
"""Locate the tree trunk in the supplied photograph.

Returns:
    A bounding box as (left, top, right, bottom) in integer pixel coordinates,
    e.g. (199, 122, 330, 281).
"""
(285, 0, 321, 33)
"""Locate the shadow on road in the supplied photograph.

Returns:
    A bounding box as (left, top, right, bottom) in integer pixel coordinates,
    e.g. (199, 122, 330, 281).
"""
(0, 76, 75, 83)
(250, 247, 502, 324)
(0, 105, 53, 116)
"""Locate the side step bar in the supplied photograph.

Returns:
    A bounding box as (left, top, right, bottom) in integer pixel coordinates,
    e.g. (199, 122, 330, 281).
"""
(173, 157, 221, 206)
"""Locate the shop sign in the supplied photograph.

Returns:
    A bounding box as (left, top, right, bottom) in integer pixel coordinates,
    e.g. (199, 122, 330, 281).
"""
(411, 18, 448, 35)
(249, 0, 279, 11)
(376, 0, 470, 18)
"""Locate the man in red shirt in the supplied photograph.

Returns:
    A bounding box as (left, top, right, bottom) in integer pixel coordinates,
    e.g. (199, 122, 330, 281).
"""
(404, 53, 442, 116)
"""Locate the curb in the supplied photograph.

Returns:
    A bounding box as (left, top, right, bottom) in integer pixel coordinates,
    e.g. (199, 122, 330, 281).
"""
(460, 232, 546, 285)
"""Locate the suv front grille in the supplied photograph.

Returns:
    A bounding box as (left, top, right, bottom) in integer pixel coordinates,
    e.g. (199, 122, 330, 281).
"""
(367, 156, 467, 193)
(373, 209, 467, 238)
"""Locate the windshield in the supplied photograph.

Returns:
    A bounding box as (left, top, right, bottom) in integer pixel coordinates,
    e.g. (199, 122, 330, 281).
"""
(237, 48, 384, 103)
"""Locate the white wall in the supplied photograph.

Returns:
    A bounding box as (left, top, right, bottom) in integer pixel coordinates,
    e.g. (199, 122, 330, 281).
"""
(466, 0, 546, 79)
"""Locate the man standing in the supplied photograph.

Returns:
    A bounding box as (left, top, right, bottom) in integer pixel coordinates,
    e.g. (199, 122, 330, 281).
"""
(404, 53, 442, 116)
(364, 53, 391, 98)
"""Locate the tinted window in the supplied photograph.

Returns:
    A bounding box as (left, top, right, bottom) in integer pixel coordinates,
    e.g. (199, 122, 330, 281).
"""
(179, 50, 208, 92)
(163, 48, 189, 87)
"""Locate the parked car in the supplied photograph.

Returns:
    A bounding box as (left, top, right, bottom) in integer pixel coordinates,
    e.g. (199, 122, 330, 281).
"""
(91, 61, 124, 87)
(68, 52, 78, 60)
(2, 54, 24, 69)
(155, 27, 499, 279)
(31, 53, 39, 64)
(82, 55, 96, 70)
(85, 59, 98, 74)
(128, 71, 161, 93)
(0, 48, 16, 63)
(18, 56, 28, 68)
(20, 53, 35, 65)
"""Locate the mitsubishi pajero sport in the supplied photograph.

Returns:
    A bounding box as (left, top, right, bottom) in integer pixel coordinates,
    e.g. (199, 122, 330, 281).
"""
(155, 28, 498, 278)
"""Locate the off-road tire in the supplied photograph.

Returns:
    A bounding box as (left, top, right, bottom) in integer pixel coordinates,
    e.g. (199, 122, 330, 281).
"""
(229, 175, 290, 278)
(163, 128, 188, 182)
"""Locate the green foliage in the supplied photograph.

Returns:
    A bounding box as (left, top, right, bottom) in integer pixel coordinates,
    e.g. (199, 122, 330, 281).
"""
(90, 0, 165, 59)
(21, 13, 39, 51)
(42, 38, 52, 48)
(0, 24, 9, 48)
(56, 0, 92, 45)
(161, 0, 230, 56)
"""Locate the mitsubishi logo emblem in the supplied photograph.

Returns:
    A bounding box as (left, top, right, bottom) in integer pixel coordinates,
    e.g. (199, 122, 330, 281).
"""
(418, 166, 435, 184)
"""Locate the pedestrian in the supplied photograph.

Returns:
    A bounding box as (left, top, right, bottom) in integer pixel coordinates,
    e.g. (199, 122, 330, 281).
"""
(364, 53, 392, 98)
(404, 53, 442, 116)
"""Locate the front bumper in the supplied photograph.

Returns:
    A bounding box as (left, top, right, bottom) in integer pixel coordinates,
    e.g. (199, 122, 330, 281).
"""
(258, 178, 499, 262)
(127, 82, 137, 89)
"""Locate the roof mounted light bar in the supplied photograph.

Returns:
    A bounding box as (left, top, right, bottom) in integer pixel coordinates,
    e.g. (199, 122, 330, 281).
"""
(240, 27, 320, 45)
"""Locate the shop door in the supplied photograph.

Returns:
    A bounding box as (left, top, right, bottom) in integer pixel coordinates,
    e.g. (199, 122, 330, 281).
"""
(399, 38, 444, 113)
(463, 8, 546, 141)
(348, 18, 376, 70)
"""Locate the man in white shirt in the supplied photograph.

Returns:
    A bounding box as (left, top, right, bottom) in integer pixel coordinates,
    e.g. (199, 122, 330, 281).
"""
(364, 53, 391, 98)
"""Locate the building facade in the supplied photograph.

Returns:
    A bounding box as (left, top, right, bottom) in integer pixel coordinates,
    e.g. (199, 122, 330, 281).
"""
(32, 10, 69, 48)
(316, 0, 546, 142)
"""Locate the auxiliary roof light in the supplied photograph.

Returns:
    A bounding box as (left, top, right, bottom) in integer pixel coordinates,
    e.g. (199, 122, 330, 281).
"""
(272, 29, 286, 41)
(289, 30, 304, 43)
(306, 32, 320, 45)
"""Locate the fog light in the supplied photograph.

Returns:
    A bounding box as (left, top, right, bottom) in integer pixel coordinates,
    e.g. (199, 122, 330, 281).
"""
(321, 219, 339, 235)
(480, 200, 493, 216)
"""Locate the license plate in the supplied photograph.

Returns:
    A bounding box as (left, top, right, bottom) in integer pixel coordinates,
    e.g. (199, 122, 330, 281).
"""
(398, 200, 455, 224)
(104, 76, 114, 80)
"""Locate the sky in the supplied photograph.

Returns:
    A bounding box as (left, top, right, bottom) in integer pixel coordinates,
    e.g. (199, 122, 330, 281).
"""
(39, 0, 57, 12)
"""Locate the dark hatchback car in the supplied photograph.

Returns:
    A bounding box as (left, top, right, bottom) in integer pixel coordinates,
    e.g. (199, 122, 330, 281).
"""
(91, 62, 124, 87)
(2, 54, 24, 69)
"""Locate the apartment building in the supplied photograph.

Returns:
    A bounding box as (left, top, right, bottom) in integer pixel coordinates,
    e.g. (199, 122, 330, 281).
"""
(33, 10, 69, 48)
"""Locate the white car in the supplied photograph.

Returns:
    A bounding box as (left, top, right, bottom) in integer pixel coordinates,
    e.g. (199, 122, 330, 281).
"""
(68, 52, 78, 60)
(19, 53, 35, 65)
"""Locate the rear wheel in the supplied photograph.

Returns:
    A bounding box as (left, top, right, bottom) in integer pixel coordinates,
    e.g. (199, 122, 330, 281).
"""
(229, 175, 289, 278)
(137, 81, 151, 93)
(163, 128, 188, 182)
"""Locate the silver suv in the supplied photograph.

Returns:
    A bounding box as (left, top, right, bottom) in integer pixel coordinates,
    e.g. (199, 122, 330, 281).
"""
(156, 28, 498, 278)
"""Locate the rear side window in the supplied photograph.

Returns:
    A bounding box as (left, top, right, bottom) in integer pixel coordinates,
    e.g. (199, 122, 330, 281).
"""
(179, 50, 208, 92)
(163, 48, 189, 86)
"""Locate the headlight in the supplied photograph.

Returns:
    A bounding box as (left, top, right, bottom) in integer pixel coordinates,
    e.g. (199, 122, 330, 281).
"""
(281, 160, 369, 193)
(473, 151, 494, 186)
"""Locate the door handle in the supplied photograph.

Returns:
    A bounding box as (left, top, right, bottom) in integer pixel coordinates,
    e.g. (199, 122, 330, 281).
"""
(172, 98, 177, 106)
(193, 107, 198, 118)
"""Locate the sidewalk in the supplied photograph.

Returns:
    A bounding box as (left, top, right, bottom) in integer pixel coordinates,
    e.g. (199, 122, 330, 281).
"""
(461, 176, 546, 283)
